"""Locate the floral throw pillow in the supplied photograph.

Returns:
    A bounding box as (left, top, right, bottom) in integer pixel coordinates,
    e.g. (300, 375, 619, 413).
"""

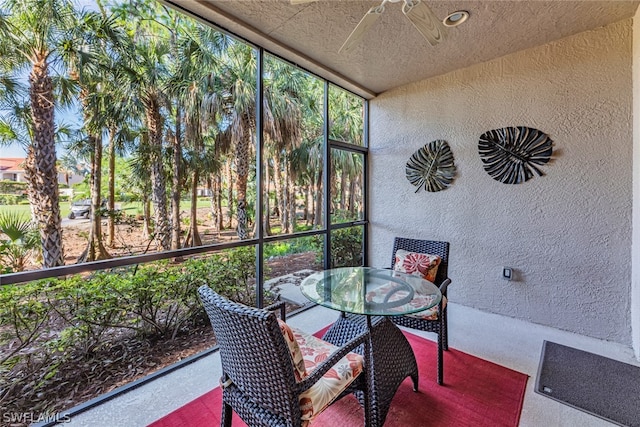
(278, 319, 307, 381)
(393, 249, 441, 283)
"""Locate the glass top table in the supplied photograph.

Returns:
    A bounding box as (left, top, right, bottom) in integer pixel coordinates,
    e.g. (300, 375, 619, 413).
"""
(300, 266, 442, 316)
(300, 267, 443, 426)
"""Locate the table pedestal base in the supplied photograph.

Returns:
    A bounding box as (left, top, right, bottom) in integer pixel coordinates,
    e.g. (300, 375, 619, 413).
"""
(322, 314, 419, 427)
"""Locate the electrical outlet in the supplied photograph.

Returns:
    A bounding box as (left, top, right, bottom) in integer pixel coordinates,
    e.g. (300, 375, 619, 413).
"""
(502, 267, 512, 281)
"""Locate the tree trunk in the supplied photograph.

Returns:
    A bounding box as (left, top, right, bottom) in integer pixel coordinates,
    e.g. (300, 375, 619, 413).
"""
(209, 174, 222, 234)
(283, 160, 291, 233)
(263, 158, 272, 236)
(170, 106, 182, 250)
(81, 133, 110, 262)
(235, 114, 252, 240)
(225, 161, 233, 230)
(24, 59, 64, 268)
(303, 182, 310, 223)
(330, 164, 338, 215)
(314, 168, 323, 228)
(340, 172, 348, 212)
(142, 196, 151, 239)
(170, 150, 181, 250)
(273, 151, 284, 230)
(283, 164, 293, 234)
(349, 178, 358, 217)
(107, 127, 116, 248)
(186, 169, 202, 247)
(287, 164, 296, 233)
(146, 97, 170, 251)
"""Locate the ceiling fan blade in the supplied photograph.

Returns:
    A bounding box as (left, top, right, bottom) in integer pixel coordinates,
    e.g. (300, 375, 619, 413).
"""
(402, 0, 447, 46)
(339, 5, 385, 54)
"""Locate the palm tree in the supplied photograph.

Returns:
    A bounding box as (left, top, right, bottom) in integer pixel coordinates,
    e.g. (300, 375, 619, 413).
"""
(0, 0, 81, 267)
(217, 42, 257, 240)
(166, 24, 227, 247)
(87, 4, 141, 250)
(328, 87, 364, 220)
(286, 77, 324, 228)
(209, 131, 233, 234)
(121, 38, 172, 251)
(63, 11, 129, 262)
(127, 138, 153, 239)
(103, 105, 140, 248)
(263, 57, 324, 234)
(107, 0, 177, 251)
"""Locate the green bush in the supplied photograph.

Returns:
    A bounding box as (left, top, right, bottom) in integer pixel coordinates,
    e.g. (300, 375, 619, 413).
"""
(0, 248, 266, 414)
(330, 227, 363, 267)
(0, 211, 39, 272)
(311, 228, 363, 268)
(264, 237, 317, 259)
(0, 180, 27, 195)
(0, 194, 24, 205)
(0, 282, 53, 367)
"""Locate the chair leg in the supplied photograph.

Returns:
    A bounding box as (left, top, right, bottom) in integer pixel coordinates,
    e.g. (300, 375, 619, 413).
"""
(437, 332, 444, 385)
(362, 385, 372, 427)
(221, 402, 233, 427)
(442, 311, 449, 351)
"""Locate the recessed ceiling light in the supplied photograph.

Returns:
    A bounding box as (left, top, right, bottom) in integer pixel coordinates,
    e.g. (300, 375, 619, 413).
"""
(443, 11, 469, 27)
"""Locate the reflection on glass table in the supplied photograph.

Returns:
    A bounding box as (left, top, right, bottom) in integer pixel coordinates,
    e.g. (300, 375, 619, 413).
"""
(300, 267, 441, 316)
(299, 267, 442, 427)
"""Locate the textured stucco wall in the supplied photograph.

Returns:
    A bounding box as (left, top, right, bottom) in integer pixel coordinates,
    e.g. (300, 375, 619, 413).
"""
(633, 9, 640, 357)
(369, 19, 633, 344)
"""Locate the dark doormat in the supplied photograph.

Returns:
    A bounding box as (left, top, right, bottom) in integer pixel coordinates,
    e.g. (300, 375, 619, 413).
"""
(535, 341, 640, 427)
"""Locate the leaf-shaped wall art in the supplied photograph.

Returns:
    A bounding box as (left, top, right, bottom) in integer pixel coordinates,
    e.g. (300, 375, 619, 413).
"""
(405, 139, 456, 193)
(478, 126, 553, 184)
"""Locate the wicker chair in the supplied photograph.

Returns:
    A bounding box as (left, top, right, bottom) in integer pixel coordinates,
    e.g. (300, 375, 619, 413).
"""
(198, 285, 369, 427)
(388, 237, 452, 385)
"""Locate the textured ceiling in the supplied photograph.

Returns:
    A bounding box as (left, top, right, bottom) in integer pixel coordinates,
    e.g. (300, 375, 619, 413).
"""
(170, 0, 639, 98)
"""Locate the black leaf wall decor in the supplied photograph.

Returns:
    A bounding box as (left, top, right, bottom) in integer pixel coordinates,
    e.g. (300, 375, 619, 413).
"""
(406, 139, 456, 193)
(478, 126, 553, 184)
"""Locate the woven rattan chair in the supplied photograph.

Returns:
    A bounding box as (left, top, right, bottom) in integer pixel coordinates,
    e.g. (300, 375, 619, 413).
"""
(198, 285, 369, 427)
(388, 237, 452, 385)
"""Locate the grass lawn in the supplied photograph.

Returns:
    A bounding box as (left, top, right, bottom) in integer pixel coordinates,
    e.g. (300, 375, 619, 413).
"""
(0, 199, 212, 220)
(0, 204, 71, 219)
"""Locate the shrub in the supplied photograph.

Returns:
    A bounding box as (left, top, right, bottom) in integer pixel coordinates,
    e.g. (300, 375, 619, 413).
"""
(330, 227, 363, 267)
(0, 281, 57, 406)
(0, 211, 40, 272)
(0, 180, 27, 195)
(0, 247, 276, 415)
(311, 228, 363, 268)
(0, 194, 23, 205)
(264, 237, 317, 259)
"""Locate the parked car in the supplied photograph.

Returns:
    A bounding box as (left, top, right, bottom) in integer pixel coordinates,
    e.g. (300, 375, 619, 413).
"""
(68, 199, 106, 219)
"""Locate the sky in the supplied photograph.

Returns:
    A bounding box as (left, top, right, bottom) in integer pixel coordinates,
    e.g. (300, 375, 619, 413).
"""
(0, 144, 25, 158)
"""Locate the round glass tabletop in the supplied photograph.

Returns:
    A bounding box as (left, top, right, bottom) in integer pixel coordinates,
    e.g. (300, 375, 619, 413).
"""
(300, 267, 442, 316)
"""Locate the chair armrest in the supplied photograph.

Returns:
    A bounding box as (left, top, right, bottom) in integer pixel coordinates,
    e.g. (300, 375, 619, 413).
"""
(265, 300, 287, 321)
(296, 330, 369, 391)
(439, 278, 452, 297)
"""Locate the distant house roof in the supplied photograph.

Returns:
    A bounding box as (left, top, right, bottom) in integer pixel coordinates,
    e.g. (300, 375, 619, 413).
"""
(0, 158, 25, 172)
